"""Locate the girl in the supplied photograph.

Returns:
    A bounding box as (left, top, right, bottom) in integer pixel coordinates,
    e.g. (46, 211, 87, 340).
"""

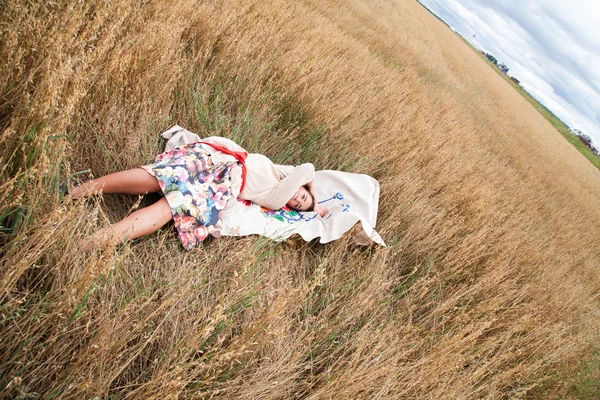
(71, 136, 328, 250)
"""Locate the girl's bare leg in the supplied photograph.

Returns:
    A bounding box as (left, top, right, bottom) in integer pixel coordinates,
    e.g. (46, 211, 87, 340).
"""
(70, 168, 160, 199)
(85, 197, 173, 250)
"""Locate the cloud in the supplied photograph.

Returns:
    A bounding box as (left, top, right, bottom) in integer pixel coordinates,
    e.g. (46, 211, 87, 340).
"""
(419, 0, 600, 147)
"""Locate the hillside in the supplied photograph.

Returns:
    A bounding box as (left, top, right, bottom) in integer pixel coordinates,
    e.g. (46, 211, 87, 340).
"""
(1, 0, 600, 398)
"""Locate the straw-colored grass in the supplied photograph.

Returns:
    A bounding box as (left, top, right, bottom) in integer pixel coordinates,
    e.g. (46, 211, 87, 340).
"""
(2, 0, 600, 398)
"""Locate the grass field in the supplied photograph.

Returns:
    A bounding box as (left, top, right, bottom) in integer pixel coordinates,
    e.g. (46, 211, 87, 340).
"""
(419, 1, 600, 172)
(499, 74, 600, 170)
(2, 0, 600, 398)
(419, 0, 600, 172)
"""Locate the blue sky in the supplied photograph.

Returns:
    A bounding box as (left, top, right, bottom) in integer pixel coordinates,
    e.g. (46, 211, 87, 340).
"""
(418, 0, 600, 148)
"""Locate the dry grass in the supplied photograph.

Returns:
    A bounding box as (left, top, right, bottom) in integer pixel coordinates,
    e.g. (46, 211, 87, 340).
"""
(1, 0, 600, 398)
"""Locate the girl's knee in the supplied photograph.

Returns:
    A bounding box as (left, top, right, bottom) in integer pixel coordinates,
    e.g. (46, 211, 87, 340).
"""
(157, 198, 173, 222)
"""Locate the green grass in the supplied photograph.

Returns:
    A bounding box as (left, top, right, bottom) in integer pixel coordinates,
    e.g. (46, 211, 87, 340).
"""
(567, 344, 600, 399)
(185, 73, 358, 171)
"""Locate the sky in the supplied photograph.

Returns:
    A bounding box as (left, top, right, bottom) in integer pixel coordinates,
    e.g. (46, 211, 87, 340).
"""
(418, 0, 600, 148)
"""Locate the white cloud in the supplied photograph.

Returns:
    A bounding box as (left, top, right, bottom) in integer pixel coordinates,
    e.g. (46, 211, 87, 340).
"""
(419, 0, 600, 148)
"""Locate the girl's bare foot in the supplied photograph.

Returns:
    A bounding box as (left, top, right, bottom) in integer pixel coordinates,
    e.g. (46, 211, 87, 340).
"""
(82, 228, 119, 254)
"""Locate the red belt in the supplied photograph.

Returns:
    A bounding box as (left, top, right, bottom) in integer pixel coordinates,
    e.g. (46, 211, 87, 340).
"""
(199, 141, 248, 193)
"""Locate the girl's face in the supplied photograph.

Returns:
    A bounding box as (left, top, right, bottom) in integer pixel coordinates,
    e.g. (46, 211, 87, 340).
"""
(287, 186, 313, 211)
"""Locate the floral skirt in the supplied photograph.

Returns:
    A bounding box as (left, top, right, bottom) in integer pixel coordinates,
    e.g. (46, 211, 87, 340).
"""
(141, 143, 238, 250)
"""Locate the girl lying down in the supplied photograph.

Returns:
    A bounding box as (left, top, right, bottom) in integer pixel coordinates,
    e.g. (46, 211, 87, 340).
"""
(70, 134, 329, 250)
(70, 126, 385, 249)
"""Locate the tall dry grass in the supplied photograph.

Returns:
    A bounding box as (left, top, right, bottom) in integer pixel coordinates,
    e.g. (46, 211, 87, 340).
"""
(1, 0, 600, 398)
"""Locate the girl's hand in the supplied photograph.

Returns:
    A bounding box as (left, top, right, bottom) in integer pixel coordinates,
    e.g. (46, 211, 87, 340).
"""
(305, 180, 328, 217)
(314, 204, 328, 217)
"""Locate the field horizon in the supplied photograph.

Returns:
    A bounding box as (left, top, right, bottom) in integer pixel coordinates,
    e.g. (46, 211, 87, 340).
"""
(2, 0, 600, 398)
(417, 0, 600, 172)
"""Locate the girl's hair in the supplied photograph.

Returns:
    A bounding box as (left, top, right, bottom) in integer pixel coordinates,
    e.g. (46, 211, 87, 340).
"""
(304, 185, 315, 211)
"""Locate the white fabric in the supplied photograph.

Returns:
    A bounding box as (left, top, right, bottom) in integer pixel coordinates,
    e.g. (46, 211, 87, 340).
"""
(220, 170, 385, 246)
(161, 125, 201, 150)
(161, 125, 243, 163)
(159, 125, 385, 245)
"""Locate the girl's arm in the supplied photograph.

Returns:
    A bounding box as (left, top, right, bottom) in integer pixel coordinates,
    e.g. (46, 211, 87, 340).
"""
(264, 163, 315, 210)
(306, 180, 328, 217)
